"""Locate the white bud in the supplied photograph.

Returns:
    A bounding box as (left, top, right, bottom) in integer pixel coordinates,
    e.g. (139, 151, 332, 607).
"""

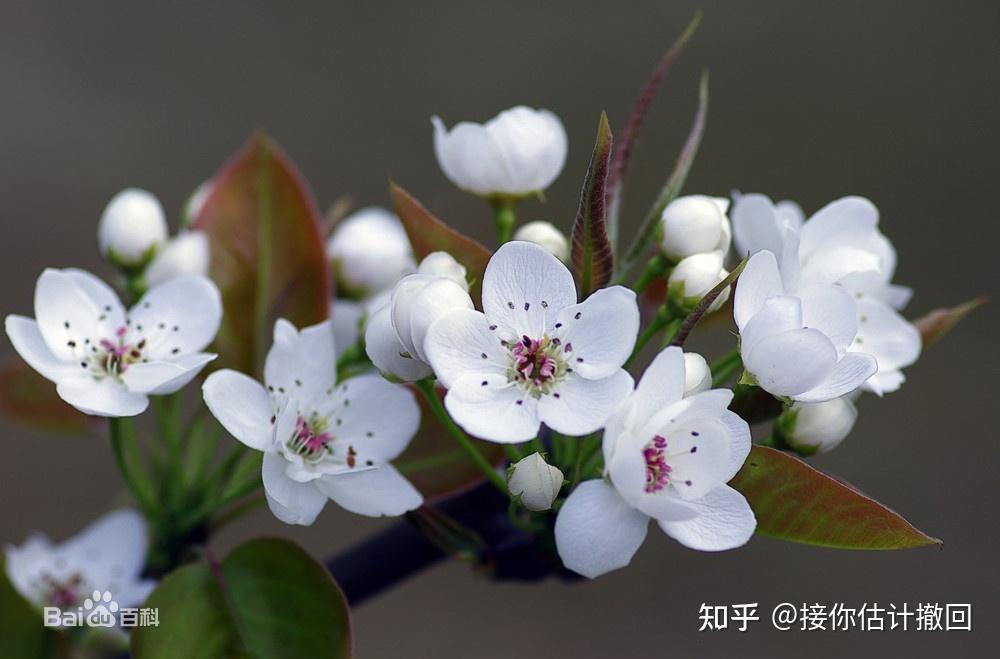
(512, 222, 569, 262)
(144, 231, 211, 287)
(326, 207, 415, 298)
(659, 195, 731, 260)
(682, 352, 712, 396)
(389, 274, 473, 366)
(98, 188, 168, 268)
(785, 397, 858, 454)
(668, 250, 730, 312)
(432, 106, 567, 197)
(417, 252, 469, 291)
(507, 452, 564, 511)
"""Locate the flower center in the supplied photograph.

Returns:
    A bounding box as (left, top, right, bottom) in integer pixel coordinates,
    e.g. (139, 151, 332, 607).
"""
(40, 572, 85, 608)
(643, 433, 697, 493)
(507, 335, 568, 396)
(285, 413, 334, 462)
(76, 325, 146, 380)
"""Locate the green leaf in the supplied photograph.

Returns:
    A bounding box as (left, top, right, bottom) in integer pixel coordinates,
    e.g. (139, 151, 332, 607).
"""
(617, 71, 709, 282)
(731, 445, 941, 549)
(606, 10, 701, 251)
(132, 538, 351, 659)
(569, 113, 615, 297)
(394, 384, 505, 501)
(390, 181, 492, 303)
(192, 132, 331, 376)
(0, 556, 64, 659)
(913, 296, 986, 347)
(0, 360, 91, 436)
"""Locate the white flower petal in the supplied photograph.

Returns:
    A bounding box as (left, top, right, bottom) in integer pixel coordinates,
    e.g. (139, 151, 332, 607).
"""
(863, 369, 905, 395)
(648, 417, 734, 500)
(444, 373, 540, 443)
(798, 196, 879, 261)
(406, 278, 474, 363)
(745, 328, 837, 397)
(853, 298, 921, 372)
(264, 319, 336, 401)
(538, 370, 633, 437)
(63, 509, 148, 585)
(719, 410, 752, 482)
(636, 490, 699, 521)
(56, 376, 148, 417)
(422, 308, 507, 389)
(553, 286, 639, 379)
(316, 464, 423, 517)
(731, 193, 785, 259)
(364, 305, 433, 382)
(432, 116, 510, 196)
(800, 246, 882, 287)
(554, 479, 649, 579)
(628, 346, 686, 428)
(5, 315, 75, 382)
(881, 284, 914, 311)
(128, 275, 222, 359)
(682, 352, 712, 396)
(482, 241, 577, 338)
(657, 485, 756, 551)
(738, 296, 802, 356)
(63, 269, 127, 328)
(34, 269, 110, 362)
(733, 251, 785, 330)
(262, 452, 326, 525)
(202, 369, 274, 451)
(794, 352, 879, 403)
(798, 284, 859, 357)
(487, 107, 568, 194)
(122, 353, 215, 394)
(331, 300, 364, 358)
(326, 373, 419, 461)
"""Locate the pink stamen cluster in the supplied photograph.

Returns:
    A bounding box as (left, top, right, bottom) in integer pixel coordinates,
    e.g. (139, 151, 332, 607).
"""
(97, 326, 140, 374)
(289, 415, 333, 459)
(512, 335, 557, 386)
(644, 434, 672, 493)
(42, 573, 83, 608)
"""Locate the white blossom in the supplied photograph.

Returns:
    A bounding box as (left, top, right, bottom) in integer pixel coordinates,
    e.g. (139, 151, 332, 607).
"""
(555, 347, 754, 578)
(5, 509, 155, 614)
(668, 250, 730, 312)
(507, 452, 564, 511)
(423, 241, 638, 443)
(6, 269, 221, 417)
(784, 396, 858, 454)
(683, 352, 712, 396)
(659, 195, 731, 260)
(513, 221, 570, 262)
(732, 194, 920, 394)
(326, 207, 416, 298)
(432, 107, 568, 197)
(97, 189, 168, 268)
(203, 319, 423, 525)
(733, 250, 878, 402)
(144, 231, 210, 287)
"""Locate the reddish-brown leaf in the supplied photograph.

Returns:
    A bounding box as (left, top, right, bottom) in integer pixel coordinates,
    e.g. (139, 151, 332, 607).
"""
(913, 296, 986, 348)
(570, 113, 615, 297)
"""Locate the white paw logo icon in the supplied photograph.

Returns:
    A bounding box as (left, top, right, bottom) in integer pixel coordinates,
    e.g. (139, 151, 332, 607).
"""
(83, 590, 119, 628)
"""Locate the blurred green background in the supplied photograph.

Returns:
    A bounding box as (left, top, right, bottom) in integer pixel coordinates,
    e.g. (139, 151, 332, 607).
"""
(1, 1, 997, 656)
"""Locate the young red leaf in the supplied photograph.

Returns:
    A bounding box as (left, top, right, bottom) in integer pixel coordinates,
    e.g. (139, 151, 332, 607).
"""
(731, 445, 941, 550)
(617, 71, 709, 282)
(607, 11, 702, 249)
(570, 113, 615, 297)
(192, 132, 331, 375)
(0, 360, 91, 436)
(913, 296, 986, 347)
(389, 182, 492, 302)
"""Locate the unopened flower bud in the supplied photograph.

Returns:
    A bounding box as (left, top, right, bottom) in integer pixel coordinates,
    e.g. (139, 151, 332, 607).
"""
(144, 231, 211, 287)
(512, 221, 570, 262)
(683, 352, 712, 396)
(659, 195, 731, 260)
(98, 188, 168, 269)
(417, 251, 469, 291)
(783, 397, 858, 455)
(326, 207, 415, 298)
(507, 452, 564, 511)
(668, 251, 730, 312)
(389, 274, 473, 364)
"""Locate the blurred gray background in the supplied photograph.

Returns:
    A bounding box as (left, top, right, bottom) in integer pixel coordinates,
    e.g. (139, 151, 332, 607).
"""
(1, 1, 998, 656)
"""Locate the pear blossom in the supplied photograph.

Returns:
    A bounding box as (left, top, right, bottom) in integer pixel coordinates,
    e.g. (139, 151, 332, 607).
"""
(423, 241, 638, 443)
(782, 396, 858, 455)
(432, 106, 568, 197)
(734, 251, 878, 402)
(98, 189, 168, 268)
(555, 347, 754, 578)
(658, 195, 732, 260)
(507, 452, 564, 511)
(5, 509, 155, 613)
(365, 252, 473, 382)
(732, 194, 920, 393)
(667, 250, 730, 312)
(326, 207, 416, 298)
(513, 221, 570, 262)
(5, 269, 221, 417)
(203, 319, 422, 525)
(144, 231, 211, 287)
(682, 351, 712, 396)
